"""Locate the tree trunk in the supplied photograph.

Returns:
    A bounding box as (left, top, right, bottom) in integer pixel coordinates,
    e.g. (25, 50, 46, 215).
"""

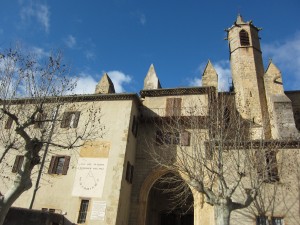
(214, 204, 231, 225)
(0, 172, 32, 225)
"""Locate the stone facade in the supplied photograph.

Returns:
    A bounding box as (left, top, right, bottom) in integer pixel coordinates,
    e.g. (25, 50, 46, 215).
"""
(1, 15, 300, 225)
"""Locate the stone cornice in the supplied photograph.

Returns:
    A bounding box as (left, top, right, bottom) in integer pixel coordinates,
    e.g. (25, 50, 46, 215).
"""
(285, 90, 300, 94)
(0, 93, 140, 104)
(140, 87, 215, 98)
(207, 140, 300, 149)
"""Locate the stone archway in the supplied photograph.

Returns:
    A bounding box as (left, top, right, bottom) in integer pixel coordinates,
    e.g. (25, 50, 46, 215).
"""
(138, 168, 194, 225)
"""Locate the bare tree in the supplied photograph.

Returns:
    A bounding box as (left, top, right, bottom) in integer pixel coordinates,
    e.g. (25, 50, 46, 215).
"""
(146, 91, 299, 225)
(0, 47, 102, 225)
(245, 146, 300, 225)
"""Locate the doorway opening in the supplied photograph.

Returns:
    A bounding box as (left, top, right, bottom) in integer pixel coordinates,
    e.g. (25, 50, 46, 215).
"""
(146, 173, 194, 225)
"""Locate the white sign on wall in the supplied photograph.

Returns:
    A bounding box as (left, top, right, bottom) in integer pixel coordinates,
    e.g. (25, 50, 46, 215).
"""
(90, 201, 106, 221)
(72, 158, 108, 198)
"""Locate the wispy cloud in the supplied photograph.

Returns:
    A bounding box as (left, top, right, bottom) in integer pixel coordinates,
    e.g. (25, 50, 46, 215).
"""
(20, 2, 50, 33)
(139, 13, 146, 25)
(64, 35, 77, 48)
(85, 51, 96, 60)
(263, 32, 300, 90)
(106, 70, 132, 93)
(132, 11, 146, 25)
(29, 46, 49, 59)
(189, 60, 231, 91)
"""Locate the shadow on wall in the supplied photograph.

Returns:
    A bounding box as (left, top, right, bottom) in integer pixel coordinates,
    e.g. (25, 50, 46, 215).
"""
(4, 207, 74, 225)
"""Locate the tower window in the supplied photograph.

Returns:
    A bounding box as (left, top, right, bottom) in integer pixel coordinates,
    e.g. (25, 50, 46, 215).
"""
(239, 30, 250, 46)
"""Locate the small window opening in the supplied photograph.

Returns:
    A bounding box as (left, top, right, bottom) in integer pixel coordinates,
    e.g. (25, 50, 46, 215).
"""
(240, 30, 250, 46)
(77, 200, 89, 224)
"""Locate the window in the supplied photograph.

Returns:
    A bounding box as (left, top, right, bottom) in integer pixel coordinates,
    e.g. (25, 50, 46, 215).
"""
(156, 130, 190, 146)
(224, 107, 230, 129)
(240, 29, 250, 46)
(256, 150, 279, 183)
(12, 155, 24, 173)
(49, 208, 55, 213)
(77, 199, 89, 224)
(166, 98, 182, 116)
(180, 131, 190, 146)
(205, 145, 213, 160)
(156, 130, 164, 145)
(256, 216, 268, 225)
(126, 161, 134, 184)
(61, 111, 80, 128)
(156, 131, 172, 145)
(5, 117, 13, 129)
(271, 217, 284, 225)
(131, 116, 138, 137)
(34, 112, 47, 129)
(48, 156, 70, 175)
(266, 151, 279, 182)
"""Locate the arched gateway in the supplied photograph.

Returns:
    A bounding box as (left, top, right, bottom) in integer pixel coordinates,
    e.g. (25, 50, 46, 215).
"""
(138, 168, 194, 225)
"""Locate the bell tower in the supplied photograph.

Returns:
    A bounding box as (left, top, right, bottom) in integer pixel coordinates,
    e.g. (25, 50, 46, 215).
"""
(226, 14, 270, 138)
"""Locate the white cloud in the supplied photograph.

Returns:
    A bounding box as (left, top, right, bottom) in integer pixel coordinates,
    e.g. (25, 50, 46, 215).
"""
(263, 32, 300, 90)
(70, 70, 132, 95)
(214, 60, 231, 91)
(189, 60, 231, 91)
(106, 70, 132, 93)
(188, 77, 201, 86)
(64, 35, 77, 48)
(71, 74, 98, 94)
(20, 2, 50, 33)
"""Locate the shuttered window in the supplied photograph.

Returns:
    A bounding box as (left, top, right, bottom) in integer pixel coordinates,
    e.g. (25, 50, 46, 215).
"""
(5, 117, 13, 129)
(48, 156, 70, 175)
(34, 112, 47, 129)
(266, 150, 279, 182)
(12, 155, 24, 173)
(166, 98, 182, 116)
(61, 111, 80, 128)
(256, 150, 279, 183)
(180, 131, 190, 146)
(156, 130, 190, 146)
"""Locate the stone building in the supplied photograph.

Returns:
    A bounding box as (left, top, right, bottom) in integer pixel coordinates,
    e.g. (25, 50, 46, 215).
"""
(0, 15, 300, 225)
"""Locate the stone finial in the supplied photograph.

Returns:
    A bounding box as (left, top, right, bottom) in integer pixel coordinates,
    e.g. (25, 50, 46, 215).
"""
(143, 64, 161, 90)
(264, 60, 284, 94)
(95, 73, 115, 94)
(236, 14, 245, 25)
(202, 60, 218, 90)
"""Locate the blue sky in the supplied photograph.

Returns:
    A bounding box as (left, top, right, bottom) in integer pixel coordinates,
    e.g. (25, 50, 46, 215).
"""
(1, 0, 299, 93)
